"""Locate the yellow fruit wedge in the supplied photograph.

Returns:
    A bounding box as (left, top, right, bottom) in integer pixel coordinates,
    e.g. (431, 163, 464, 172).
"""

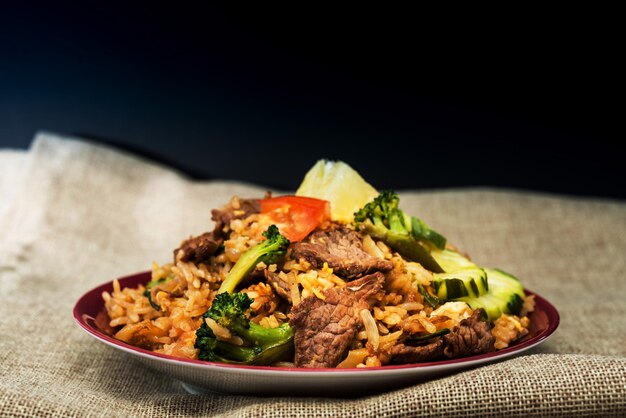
(296, 160, 379, 223)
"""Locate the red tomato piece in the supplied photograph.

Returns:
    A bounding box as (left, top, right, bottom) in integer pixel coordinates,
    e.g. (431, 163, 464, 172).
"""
(260, 196, 331, 242)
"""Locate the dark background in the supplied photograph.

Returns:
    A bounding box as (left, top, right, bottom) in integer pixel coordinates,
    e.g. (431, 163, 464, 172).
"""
(1, 3, 622, 198)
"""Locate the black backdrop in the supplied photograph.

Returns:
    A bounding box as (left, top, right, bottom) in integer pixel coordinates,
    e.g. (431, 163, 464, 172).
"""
(1, 4, 622, 198)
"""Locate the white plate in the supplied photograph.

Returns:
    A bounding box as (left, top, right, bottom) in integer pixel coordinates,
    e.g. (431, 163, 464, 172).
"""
(74, 271, 559, 397)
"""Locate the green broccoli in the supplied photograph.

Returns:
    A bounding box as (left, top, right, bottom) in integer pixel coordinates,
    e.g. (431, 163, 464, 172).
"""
(353, 190, 445, 272)
(218, 224, 290, 294)
(194, 292, 294, 365)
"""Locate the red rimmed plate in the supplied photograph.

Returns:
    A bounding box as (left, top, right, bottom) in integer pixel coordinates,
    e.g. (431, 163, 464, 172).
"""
(73, 271, 559, 397)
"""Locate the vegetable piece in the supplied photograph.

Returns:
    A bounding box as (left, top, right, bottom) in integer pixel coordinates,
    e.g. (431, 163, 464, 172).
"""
(418, 283, 440, 307)
(194, 292, 294, 365)
(142, 276, 174, 311)
(431, 248, 477, 273)
(260, 195, 330, 242)
(336, 347, 370, 368)
(457, 269, 525, 321)
(406, 328, 450, 343)
(360, 309, 380, 351)
(296, 159, 379, 223)
(432, 267, 489, 300)
(218, 225, 290, 294)
(410, 216, 447, 250)
(353, 191, 444, 272)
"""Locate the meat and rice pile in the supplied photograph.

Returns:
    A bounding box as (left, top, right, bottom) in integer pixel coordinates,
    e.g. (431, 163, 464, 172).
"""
(102, 161, 534, 368)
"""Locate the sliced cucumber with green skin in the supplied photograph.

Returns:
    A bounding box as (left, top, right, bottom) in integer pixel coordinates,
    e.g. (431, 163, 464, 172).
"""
(458, 268, 525, 321)
(431, 249, 477, 273)
(432, 267, 488, 300)
(400, 212, 447, 250)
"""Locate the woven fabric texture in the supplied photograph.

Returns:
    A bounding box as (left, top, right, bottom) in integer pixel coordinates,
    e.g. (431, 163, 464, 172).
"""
(1, 132, 624, 417)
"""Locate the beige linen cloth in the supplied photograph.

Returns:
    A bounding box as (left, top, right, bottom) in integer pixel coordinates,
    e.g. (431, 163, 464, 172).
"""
(0, 132, 624, 417)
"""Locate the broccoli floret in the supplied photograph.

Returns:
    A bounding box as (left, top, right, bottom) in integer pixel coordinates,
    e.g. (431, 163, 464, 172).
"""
(354, 190, 445, 272)
(354, 190, 401, 227)
(218, 225, 290, 294)
(194, 292, 294, 365)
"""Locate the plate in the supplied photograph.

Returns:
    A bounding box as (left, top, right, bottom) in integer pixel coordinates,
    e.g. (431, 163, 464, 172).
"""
(73, 271, 559, 397)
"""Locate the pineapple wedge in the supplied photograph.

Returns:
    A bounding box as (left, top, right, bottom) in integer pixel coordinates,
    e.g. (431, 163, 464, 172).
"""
(296, 160, 379, 223)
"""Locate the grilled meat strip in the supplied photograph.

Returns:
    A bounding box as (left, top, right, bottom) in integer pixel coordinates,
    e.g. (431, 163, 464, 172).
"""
(174, 197, 260, 263)
(291, 225, 393, 279)
(389, 339, 445, 363)
(175, 232, 222, 263)
(443, 309, 495, 358)
(390, 309, 495, 364)
(289, 272, 385, 368)
(264, 269, 292, 303)
(211, 197, 261, 240)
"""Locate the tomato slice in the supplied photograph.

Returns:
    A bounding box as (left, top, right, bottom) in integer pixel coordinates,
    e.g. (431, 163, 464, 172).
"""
(260, 196, 331, 242)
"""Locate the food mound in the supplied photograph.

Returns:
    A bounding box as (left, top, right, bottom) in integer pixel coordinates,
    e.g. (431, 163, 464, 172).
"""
(102, 160, 535, 368)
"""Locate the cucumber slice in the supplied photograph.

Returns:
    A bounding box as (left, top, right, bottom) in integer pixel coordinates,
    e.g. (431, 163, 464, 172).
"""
(410, 216, 447, 250)
(432, 267, 488, 300)
(458, 268, 525, 321)
(431, 249, 477, 273)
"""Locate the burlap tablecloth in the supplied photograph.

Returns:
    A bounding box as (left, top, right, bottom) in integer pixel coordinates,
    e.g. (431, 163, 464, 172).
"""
(1, 132, 624, 417)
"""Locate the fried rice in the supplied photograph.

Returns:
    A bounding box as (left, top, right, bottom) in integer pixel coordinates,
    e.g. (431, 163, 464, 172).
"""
(102, 195, 534, 367)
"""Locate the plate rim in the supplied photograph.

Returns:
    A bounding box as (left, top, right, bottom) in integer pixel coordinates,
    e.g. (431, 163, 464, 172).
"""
(73, 271, 560, 375)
